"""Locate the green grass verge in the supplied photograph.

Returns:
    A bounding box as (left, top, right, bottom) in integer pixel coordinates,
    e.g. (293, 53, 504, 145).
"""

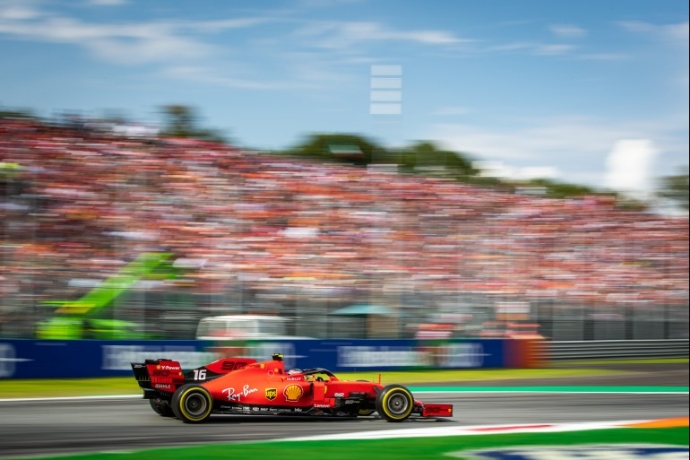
(2, 358, 685, 399)
(5, 427, 687, 460)
(0, 367, 630, 398)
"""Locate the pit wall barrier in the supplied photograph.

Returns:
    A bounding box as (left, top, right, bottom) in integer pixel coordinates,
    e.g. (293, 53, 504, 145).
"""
(0, 338, 543, 379)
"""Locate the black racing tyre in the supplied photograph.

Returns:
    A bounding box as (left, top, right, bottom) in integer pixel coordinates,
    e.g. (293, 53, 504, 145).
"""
(171, 384, 214, 423)
(375, 384, 414, 422)
(149, 398, 175, 418)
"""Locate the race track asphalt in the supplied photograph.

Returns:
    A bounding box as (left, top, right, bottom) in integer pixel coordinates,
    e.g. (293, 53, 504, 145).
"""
(0, 362, 687, 460)
(410, 362, 689, 387)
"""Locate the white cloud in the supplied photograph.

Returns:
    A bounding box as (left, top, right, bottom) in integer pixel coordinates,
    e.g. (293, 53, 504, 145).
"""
(549, 24, 587, 38)
(535, 43, 577, 55)
(0, 7, 281, 65)
(88, 0, 127, 6)
(163, 63, 348, 91)
(486, 41, 532, 52)
(574, 53, 630, 61)
(0, 5, 42, 20)
(618, 21, 655, 33)
(296, 21, 467, 50)
(164, 66, 291, 90)
(604, 139, 660, 195)
(426, 115, 686, 191)
(519, 166, 560, 180)
(430, 118, 631, 162)
(619, 20, 689, 46)
(433, 106, 472, 116)
(486, 41, 577, 56)
(664, 21, 689, 42)
(184, 17, 276, 33)
(472, 161, 560, 180)
(298, 0, 365, 6)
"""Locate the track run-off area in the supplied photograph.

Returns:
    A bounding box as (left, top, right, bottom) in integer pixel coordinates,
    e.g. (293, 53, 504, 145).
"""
(0, 387, 687, 460)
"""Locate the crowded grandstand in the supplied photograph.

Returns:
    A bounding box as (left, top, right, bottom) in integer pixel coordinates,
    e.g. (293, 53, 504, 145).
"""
(0, 117, 688, 341)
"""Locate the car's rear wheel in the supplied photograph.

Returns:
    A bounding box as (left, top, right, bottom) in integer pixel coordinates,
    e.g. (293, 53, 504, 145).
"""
(375, 384, 414, 422)
(171, 384, 214, 423)
(149, 398, 175, 417)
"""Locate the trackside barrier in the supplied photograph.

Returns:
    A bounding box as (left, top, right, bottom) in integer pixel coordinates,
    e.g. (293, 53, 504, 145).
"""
(0, 338, 542, 379)
(0, 338, 684, 380)
(539, 339, 689, 361)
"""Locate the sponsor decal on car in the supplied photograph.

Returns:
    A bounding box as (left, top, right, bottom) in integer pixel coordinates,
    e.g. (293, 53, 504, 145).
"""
(265, 388, 277, 401)
(222, 385, 258, 402)
(284, 384, 303, 402)
(159, 365, 180, 371)
(448, 444, 689, 459)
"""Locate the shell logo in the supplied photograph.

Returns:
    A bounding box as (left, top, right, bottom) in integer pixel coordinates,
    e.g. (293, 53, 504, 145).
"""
(283, 384, 303, 402)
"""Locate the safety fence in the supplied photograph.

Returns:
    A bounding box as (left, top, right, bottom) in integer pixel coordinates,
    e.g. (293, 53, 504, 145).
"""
(540, 339, 689, 361)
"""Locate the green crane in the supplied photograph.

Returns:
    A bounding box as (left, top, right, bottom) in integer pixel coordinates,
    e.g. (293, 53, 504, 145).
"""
(35, 252, 180, 340)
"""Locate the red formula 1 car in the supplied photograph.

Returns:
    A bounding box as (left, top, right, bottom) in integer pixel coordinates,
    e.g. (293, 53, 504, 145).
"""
(131, 353, 453, 423)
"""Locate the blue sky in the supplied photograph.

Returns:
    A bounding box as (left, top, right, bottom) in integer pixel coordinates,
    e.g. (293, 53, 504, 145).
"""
(1, 0, 688, 197)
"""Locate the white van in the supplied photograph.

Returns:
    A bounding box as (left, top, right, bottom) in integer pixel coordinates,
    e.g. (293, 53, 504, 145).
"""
(195, 315, 300, 340)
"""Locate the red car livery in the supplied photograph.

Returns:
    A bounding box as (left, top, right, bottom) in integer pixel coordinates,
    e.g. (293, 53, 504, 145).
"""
(131, 353, 453, 423)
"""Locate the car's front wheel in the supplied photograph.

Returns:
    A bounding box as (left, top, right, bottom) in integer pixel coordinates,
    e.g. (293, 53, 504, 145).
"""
(171, 384, 214, 423)
(375, 384, 414, 422)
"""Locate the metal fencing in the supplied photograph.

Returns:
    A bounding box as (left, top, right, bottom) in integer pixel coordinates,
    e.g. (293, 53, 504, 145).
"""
(539, 339, 689, 361)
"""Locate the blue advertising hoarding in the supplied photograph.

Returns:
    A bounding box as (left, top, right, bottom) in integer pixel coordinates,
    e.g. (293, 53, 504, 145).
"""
(0, 338, 534, 379)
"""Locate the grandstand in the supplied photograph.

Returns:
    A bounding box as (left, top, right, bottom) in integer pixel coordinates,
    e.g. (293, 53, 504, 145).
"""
(0, 117, 687, 340)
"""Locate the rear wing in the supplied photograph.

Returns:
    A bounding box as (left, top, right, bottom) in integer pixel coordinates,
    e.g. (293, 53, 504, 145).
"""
(131, 359, 185, 394)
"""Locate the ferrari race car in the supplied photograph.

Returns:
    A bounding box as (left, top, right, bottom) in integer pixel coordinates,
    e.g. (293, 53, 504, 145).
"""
(131, 353, 453, 423)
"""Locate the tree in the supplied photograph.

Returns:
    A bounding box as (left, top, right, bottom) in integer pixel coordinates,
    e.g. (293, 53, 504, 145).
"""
(399, 141, 477, 178)
(527, 178, 598, 199)
(286, 133, 384, 165)
(0, 106, 37, 120)
(158, 105, 229, 143)
(657, 166, 689, 210)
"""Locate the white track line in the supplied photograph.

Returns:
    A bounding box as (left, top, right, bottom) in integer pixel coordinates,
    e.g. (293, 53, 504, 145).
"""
(281, 420, 659, 442)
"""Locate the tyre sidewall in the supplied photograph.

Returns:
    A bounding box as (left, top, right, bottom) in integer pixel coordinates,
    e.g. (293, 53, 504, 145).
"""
(171, 384, 214, 423)
(375, 384, 414, 422)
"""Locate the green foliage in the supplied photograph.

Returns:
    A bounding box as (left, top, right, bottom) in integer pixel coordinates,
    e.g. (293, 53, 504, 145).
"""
(526, 178, 598, 199)
(287, 133, 382, 165)
(399, 141, 476, 177)
(657, 166, 689, 210)
(0, 107, 37, 120)
(158, 104, 229, 143)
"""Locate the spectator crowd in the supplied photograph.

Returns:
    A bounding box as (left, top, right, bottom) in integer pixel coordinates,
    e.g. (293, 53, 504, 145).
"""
(0, 118, 688, 337)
